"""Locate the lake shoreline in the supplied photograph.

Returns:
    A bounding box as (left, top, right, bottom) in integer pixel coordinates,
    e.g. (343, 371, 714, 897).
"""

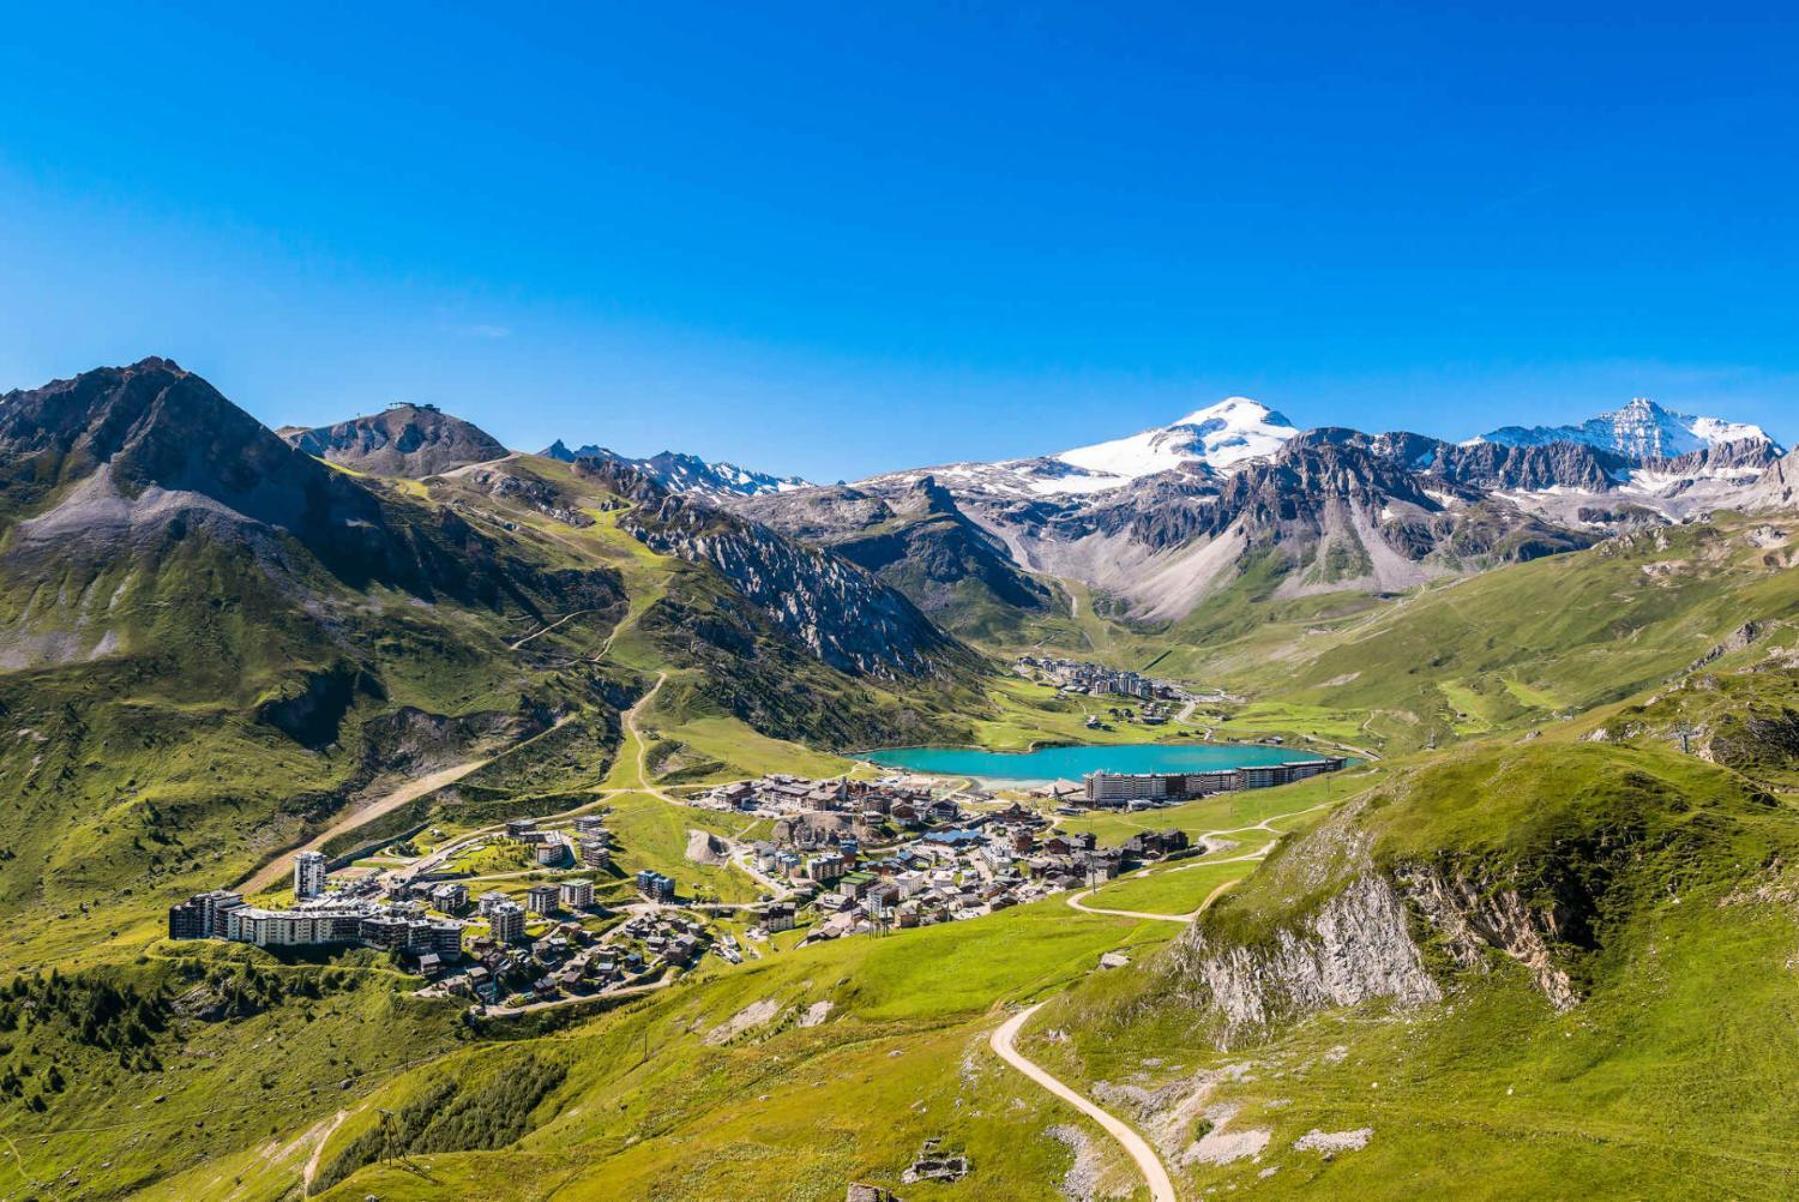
(857, 741, 1333, 787)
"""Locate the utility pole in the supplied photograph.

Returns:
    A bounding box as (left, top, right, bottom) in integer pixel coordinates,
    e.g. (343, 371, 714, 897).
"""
(377, 1108, 397, 1166)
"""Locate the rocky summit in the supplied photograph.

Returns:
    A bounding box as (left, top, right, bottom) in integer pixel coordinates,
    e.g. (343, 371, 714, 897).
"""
(281, 402, 510, 476)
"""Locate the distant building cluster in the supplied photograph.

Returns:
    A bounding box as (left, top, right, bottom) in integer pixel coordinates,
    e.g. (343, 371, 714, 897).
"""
(168, 887, 462, 966)
(749, 801, 1196, 945)
(164, 804, 745, 1011)
(1013, 655, 1183, 700)
(1082, 757, 1345, 806)
(458, 910, 710, 1007)
(703, 774, 943, 824)
(503, 817, 577, 867)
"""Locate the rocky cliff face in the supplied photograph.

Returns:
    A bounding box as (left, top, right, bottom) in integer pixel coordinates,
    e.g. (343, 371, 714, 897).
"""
(1397, 868, 1579, 1010)
(735, 475, 1052, 633)
(618, 476, 978, 680)
(1169, 872, 1442, 1047)
(282, 403, 508, 476)
(1163, 788, 1600, 1049)
(1747, 448, 1799, 512)
(544, 440, 808, 499)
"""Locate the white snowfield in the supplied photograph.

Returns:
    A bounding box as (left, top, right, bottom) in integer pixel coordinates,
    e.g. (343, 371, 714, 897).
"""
(1048, 397, 1297, 490)
(861, 396, 1301, 500)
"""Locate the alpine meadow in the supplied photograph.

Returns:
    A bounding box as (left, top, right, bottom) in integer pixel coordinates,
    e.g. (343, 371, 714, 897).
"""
(4, 6, 1799, 1201)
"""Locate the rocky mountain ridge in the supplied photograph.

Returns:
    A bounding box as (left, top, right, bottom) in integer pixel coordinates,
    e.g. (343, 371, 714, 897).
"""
(543, 439, 809, 499)
(736, 395, 1793, 625)
(576, 458, 979, 680)
(280, 402, 509, 476)
(1474, 396, 1778, 461)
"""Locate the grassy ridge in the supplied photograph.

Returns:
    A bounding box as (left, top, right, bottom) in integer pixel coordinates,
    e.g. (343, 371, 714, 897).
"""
(1020, 738, 1799, 1199)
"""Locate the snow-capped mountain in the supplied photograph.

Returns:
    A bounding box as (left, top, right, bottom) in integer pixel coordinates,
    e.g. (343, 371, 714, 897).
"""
(542, 440, 809, 500)
(735, 393, 1789, 629)
(1474, 397, 1777, 461)
(1053, 397, 1299, 483)
(858, 396, 1301, 500)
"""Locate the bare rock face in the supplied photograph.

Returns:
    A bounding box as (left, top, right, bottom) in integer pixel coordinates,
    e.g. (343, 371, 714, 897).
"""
(1170, 873, 1442, 1048)
(460, 465, 594, 527)
(1747, 448, 1799, 512)
(622, 486, 978, 681)
(1398, 868, 1579, 1011)
(283, 403, 508, 476)
(737, 474, 1053, 627)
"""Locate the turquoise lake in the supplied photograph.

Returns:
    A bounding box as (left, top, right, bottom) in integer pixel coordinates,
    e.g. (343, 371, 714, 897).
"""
(861, 742, 1320, 785)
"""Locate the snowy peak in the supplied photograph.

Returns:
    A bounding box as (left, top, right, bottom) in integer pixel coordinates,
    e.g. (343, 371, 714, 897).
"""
(541, 440, 809, 500)
(1477, 398, 1777, 461)
(1051, 397, 1299, 485)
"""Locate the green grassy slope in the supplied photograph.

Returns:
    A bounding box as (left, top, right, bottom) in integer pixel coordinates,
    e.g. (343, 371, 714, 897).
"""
(1134, 513, 1799, 754)
(1021, 739, 1799, 1199)
(118, 901, 1179, 1202)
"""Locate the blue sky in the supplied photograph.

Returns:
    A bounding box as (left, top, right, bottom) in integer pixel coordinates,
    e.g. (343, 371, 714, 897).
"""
(2, 2, 1795, 479)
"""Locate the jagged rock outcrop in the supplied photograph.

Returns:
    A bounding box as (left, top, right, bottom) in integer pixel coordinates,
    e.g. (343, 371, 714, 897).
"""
(1746, 448, 1799, 512)
(736, 475, 1052, 629)
(460, 465, 595, 527)
(282, 403, 508, 476)
(1688, 621, 1766, 672)
(1169, 873, 1442, 1048)
(1397, 868, 1579, 1010)
(621, 480, 978, 680)
(544, 439, 808, 499)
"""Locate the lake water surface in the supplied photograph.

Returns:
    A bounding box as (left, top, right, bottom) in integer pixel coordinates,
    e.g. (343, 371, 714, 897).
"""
(861, 742, 1319, 785)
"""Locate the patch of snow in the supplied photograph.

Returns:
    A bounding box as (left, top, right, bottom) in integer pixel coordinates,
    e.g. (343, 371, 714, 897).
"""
(1055, 398, 1297, 484)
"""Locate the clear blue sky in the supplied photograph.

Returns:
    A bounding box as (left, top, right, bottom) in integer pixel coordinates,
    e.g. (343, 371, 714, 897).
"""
(3, 2, 1795, 479)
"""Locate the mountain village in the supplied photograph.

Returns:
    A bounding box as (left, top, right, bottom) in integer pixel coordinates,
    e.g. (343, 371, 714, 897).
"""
(167, 742, 1346, 1015)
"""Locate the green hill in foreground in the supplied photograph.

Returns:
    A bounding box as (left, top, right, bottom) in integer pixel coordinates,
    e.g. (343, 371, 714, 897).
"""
(1018, 741, 1799, 1199)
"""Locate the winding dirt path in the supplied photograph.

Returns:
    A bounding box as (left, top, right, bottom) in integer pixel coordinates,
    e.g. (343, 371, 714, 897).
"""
(1001, 852, 1273, 1201)
(509, 608, 600, 650)
(1067, 872, 1248, 923)
(991, 1004, 1176, 1202)
(614, 671, 674, 800)
(301, 1109, 348, 1194)
(1058, 794, 1343, 924)
(239, 714, 579, 895)
(239, 756, 494, 895)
